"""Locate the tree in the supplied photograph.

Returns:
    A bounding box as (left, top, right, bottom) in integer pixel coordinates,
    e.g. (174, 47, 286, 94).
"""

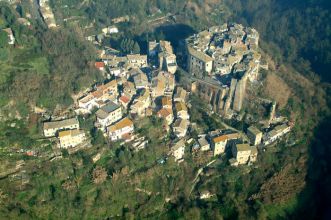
(133, 42, 140, 54)
(0, 48, 8, 61)
(0, 30, 8, 47)
(91, 128, 106, 146)
(92, 166, 108, 184)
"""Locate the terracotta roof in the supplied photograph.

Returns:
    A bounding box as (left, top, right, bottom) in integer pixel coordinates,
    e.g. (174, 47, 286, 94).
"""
(159, 40, 174, 54)
(133, 72, 148, 88)
(92, 90, 103, 99)
(58, 129, 84, 138)
(58, 130, 71, 137)
(119, 95, 130, 104)
(213, 135, 228, 143)
(104, 79, 117, 88)
(226, 133, 240, 140)
(95, 62, 105, 68)
(96, 80, 117, 93)
(157, 108, 172, 118)
(122, 133, 133, 140)
(173, 118, 188, 130)
(174, 87, 187, 101)
(108, 117, 133, 132)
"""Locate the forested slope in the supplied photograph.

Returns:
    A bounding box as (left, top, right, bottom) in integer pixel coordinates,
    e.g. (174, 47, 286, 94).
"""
(0, 3, 101, 112)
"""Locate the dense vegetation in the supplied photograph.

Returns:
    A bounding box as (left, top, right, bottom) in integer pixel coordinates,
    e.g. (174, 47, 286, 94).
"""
(0, 3, 101, 112)
(0, 0, 330, 219)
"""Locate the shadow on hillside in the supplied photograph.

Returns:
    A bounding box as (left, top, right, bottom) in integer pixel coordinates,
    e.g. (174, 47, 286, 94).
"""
(293, 116, 331, 219)
(154, 24, 196, 49)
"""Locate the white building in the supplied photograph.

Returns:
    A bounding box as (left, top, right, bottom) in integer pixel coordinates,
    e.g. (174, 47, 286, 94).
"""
(43, 118, 79, 137)
(247, 126, 262, 146)
(174, 87, 188, 103)
(187, 47, 213, 74)
(96, 101, 122, 131)
(232, 144, 258, 165)
(78, 94, 99, 112)
(107, 117, 134, 141)
(173, 118, 189, 138)
(211, 135, 228, 156)
(263, 124, 292, 145)
(175, 102, 190, 120)
(102, 26, 119, 35)
(198, 136, 210, 151)
(2, 28, 15, 45)
(172, 139, 185, 162)
(58, 129, 86, 149)
(127, 54, 148, 68)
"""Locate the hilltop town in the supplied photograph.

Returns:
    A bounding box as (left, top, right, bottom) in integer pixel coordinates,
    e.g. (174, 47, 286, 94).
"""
(36, 23, 293, 167)
(1, 0, 329, 218)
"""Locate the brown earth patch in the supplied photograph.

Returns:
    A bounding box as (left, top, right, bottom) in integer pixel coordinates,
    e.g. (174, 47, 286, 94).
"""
(264, 73, 292, 108)
(250, 156, 307, 204)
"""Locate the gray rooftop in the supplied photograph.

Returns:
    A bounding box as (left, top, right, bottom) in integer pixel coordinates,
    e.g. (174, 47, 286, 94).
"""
(172, 139, 185, 151)
(96, 101, 120, 119)
(268, 124, 290, 137)
(236, 143, 251, 152)
(247, 126, 262, 136)
(44, 118, 79, 130)
(188, 47, 214, 62)
(198, 137, 209, 147)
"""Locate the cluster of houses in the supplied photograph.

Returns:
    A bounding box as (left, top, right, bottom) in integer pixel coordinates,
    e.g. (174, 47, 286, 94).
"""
(148, 40, 177, 74)
(43, 118, 86, 149)
(85, 15, 130, 44)
(172, 87, 190, 138)
(186, 23, 260, 78)
(170, 129, 257, 165)
(170, 121, 292, 165)
(40, 25, 292, 166)
(185, 23, 267, 118)
(86, 25, 119, 45)
(42, 40, 179, 151)
(159, 86, 191, 163)
(96, 52, 148, 78)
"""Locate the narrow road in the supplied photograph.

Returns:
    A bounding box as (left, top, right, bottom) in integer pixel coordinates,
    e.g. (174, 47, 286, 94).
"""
(189, 159, 216, 196)
(147, 14, 174, 24)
